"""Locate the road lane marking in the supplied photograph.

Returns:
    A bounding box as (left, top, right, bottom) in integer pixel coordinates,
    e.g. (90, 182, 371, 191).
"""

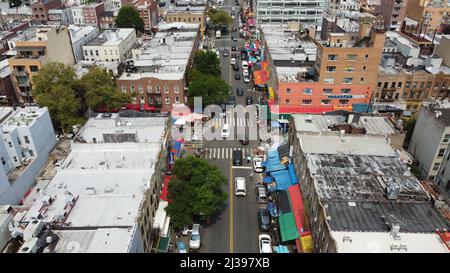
(232, 166, 253, 169)
(229, 158, 234, 253)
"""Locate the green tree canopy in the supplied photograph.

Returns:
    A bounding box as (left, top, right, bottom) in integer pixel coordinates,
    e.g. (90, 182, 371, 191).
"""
(187, 72, 229, 106)
(32, 62, 81, 133)
(115, 5, 144, 33)
(208, 9, 232, 27)
(191, 50, 221, 77)
(81, 66, 130, 112)
(165, 156, 227, 230)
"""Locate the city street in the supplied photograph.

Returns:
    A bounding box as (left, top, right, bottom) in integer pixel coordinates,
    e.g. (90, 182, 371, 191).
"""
(200, 0, 260, 253)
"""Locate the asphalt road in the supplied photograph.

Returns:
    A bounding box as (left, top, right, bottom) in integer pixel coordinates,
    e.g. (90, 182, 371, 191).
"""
(200, 0, 260, 253)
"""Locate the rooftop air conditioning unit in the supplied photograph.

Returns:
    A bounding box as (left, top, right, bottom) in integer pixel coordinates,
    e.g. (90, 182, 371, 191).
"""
(19, 238, 39, 253)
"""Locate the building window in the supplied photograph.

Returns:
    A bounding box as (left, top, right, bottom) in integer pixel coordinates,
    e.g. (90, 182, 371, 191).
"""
(443, 134, 450, 143)
(24, 136, 30, 144)
(174, 85, 179, 93)
(95, 50, 99, 56)
(326, 66, 336, 72)
(285, 99, 290, 104)
(344, 66, 355, 72)
(84, 50, 88, 56)
(327, 54, 338, 61)
(406, 81, 411, 88)
(346, 54, 357, 61)
(341, 88, 351, 94)
(302, 100, 312, 105)
(1, 157, 4, 165)
(130, 85, 135, 92)
(365, 54, 369, 60)
(433, 162, 440, 171)
(339, 99, 349, 105)
(343, 77, 353, 84)
(164, 84, 168, 93)
(175, 97, 180, 104)
(360, 77, 364, 83)
(29, 150, 34, 157)
(323, 88, 333, 94)
(30, 66, 39, 72)
(363, 66, 366, 72)
(303, 88, 312, 94)
(377, 82, 382, 88)
(8, 142, 12, 148)
(147, 85, 152, 93)
(321, 99, 331, 105)
(286, 88, 291, 94)
(156, 85, 160, 93)
(138, 84, 143, 93)
(324, 77, 335, 84)
(90, 50, 93, 56)
(13, 156, 17, 162)
(121, 85, 126, 92)
(165, 97, 170, 104)
(438, 148, 446, 157)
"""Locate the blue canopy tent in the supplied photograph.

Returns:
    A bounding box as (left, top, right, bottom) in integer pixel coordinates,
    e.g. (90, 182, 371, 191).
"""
(288, 163, 298, 185)
(268, 169, 292, 191)
(266, 201, 278, 218)
(265, 148, 287, 173)
(274, 245, 290, 253)
(263, 176, 274, 183)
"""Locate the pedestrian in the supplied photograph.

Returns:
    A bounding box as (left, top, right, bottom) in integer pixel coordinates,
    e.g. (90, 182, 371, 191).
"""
(249, 172, 254, 181)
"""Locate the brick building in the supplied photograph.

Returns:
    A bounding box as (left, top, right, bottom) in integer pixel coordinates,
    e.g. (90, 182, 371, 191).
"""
(31, 0, 63, 24)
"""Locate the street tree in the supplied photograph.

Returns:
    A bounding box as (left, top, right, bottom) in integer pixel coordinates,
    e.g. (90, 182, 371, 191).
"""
(208, 9, 233, 28)
(81, 66, 130, 112)
(115, 5, 144, 33)
(187, 73, 229, 106)
(191, 50, 221, 77)
(165, 156, 227, 230)
(32, 62, 82, 133)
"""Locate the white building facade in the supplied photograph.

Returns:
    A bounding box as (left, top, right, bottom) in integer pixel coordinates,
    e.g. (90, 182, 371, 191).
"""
(68, 25, 100, 62)
(71, 5, 85, 25)
(0, 107, 56, 205)
(255, 0, 325, 28)
(82, 28, 137, 63)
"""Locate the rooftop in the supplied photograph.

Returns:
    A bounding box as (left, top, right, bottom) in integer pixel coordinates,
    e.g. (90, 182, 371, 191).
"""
(68, 25, 98, 43)
(85, 28, 135, 47)
(0, 107, 48, 133)
(292, 114, 398, 135)
(76, 113, 167, 143)
(424, 107, 450, 127)
(0, 59, 11, 79)
(332, 231, 450, 253)
(298, 134, 397, 156)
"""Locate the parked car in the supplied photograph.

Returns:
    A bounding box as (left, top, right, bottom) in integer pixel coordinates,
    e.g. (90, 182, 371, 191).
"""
(258, 234, 273, 253)
(189, 224, 202, 250)
(234, 177, 247, 196)
(230, 57, 236, 65)
(234, 73, 241, 80)
(243, 69, 249, 77)
(228, 96, 236, 106)
(222, 123, 230, 139)
(246, 96, 253, 105)
(243, 76, 251, 83)
(223, 49, 229, 57)
(258, 209, 271, 231)
(253, 157, 264, 173)
(232, 64, 239, 71)
(231, 45, 237, 51)
(232, 36, 238, 41)
(255, 185, 268, 204)
(236, 88, 244, 96)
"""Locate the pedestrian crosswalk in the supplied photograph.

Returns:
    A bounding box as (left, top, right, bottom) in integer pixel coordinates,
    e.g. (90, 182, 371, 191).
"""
(205, 147, 254, 160)
(215, 37, 244, 42)
(207, 117, 256, 127)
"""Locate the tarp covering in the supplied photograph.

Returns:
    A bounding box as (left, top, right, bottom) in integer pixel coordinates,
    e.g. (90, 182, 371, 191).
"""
(288, 184, 305, 234)
(267, 201, 279, 217)
(253, 70, 268, 85)
(277, 143, 290, 159)
(269, 170, 292, 191)
(279, 212, 299, 242)
(156, 236, 170, 253)
(288, 164, 298, 185)
(274, 190, 291, 214)
(161, 175, 172, 202)
(299, 232, 314, 253)
(274, 245, 290, 253)
(263, 176, 273, 183)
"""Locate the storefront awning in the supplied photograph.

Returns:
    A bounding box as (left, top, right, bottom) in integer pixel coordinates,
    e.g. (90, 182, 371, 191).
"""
(288, 184, 305, 234)
(279, 212, 299, 242)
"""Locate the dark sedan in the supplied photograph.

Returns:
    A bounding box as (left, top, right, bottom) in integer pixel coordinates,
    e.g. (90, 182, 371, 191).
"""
(234, 74, 241, 80)
(258, 209, 271, 232)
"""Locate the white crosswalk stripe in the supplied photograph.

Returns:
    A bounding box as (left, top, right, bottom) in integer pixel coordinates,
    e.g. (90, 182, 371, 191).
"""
(206, 147, 255, 159)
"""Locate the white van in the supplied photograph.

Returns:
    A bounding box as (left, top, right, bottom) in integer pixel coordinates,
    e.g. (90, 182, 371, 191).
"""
(242, 60, 248, 70)
(222, 123, 230, 139)
(234, 177, 247, 196)
(216, 30, 221, 39)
